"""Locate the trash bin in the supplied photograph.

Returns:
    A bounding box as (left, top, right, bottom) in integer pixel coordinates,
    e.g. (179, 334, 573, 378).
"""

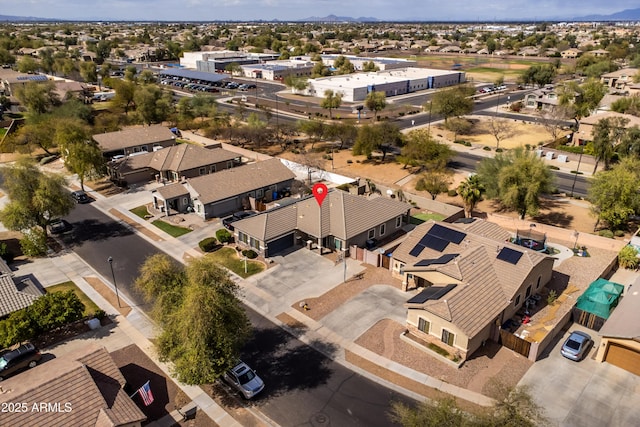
(87, 318, 101, 330)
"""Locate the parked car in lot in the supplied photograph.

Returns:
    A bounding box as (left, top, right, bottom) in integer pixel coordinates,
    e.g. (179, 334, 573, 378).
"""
(71, 190, 91, 204)
(223, 360, 264, 399)
(561, 331, 593, 361)
(0, 342, 42, 381)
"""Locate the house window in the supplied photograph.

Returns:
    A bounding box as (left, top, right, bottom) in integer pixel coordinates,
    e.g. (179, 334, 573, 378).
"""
(256, 189, 264, 199)
(379, 224, 386, 236)
(515, 295, 521, 307)
(368, 229, 375, 239)
(238, 232, 249, 244)
(227, 161, 233, 169)
(526, 285, 532, 298)
(141, 145, 148, 152)
(536, 276, 541, 289)
(418, 318, 430, 334)
(442, 329, 455, 346)
(210, 165, 216, 173)
(199, 167, 206, 175)
(396, 216, 402, 228)
(250, 237, 260, 250)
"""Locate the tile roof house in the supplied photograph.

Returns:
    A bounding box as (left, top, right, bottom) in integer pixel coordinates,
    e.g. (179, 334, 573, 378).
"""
(561, 48, 583, 59)
(600, 68, 639, 93)
(152, 158, 296, 219)
(595, 278, 640, 376)
(392, 219, 553, 361)
(232, 190, 412, 257)
(93, 125, 177, 157)
(572, 111, 640, 146)
(523, 85, 567, 111)
(0, 345, 146, 427)
(0, 258, 44, 318)
(107, 144, 241, 186)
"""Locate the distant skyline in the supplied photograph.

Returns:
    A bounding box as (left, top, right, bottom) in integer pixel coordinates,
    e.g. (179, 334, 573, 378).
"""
(3, 1, 640, 22)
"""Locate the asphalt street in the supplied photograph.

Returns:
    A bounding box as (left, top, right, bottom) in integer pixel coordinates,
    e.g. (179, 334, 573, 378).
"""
(59, 202, 417, 426)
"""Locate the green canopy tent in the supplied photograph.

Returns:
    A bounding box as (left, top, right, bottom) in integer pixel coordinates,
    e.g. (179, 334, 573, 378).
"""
(574, 278, 624, 330)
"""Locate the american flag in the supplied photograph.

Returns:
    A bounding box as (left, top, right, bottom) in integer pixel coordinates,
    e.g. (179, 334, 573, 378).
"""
(138, 381, 154, 406)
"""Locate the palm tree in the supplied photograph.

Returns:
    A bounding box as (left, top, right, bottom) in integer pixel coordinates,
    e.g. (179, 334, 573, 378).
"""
(458, 174, 484, 218)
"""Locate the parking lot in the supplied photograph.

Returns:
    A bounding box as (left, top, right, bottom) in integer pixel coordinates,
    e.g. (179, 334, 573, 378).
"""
(519, 324, 640, 427)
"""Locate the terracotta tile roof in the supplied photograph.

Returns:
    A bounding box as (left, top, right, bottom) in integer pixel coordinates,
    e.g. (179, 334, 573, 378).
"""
(453, 218, 512, 242)
(187, 158, 296, 204)
(0, 345, 146, 427)
(399, 221, 550, 336)
(234, 190, 411, 242)
(93, 124, 176, 152)
(0, 274, 43, 317)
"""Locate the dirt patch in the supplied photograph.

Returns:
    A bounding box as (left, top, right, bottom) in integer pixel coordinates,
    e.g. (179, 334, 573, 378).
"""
(85, 177, 125, 197)
(84, 276, 132, 317)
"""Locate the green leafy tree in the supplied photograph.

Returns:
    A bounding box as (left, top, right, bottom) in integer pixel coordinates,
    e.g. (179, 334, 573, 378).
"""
(326, 122, 358, 149)
(320, 89, 342, 119)
(618, 125, 640, 157)
(79, 61, 97, 83)
(415, 169, 451, 200)
(135, 254, 251, 385)
(618, 245, 640, 269)
(398, 129, 453, 170)
(589, 158, 640, 230)
(591, 116, 629, 173)
(283, 75, 309, 93)
(14, 81, 59, 115)
(430, 85, 474, 123)
(16, 56, 40, 74)
(458, 174, 485, 218)
(138, 69, 157, 85)
(134, 86, 172, 125)
(8, 116, 57, 154)
(520, 64, 556, 87)
(352, 122, 403, 161)
(477, 148, 554, 219)
(110, 78, 137, 114)
(364, 91, 387, 121)
(0, 158, 75, 241)
(54, 119, 104, 190)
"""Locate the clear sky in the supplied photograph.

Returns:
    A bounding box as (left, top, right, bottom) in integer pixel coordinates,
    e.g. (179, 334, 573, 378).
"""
(4, 0, 639, 22)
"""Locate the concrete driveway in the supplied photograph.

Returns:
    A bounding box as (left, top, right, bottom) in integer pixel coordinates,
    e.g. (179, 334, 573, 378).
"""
(245, 248, 365, 314)
(321, 285, 409, 340)
(519, 325, 640, 427)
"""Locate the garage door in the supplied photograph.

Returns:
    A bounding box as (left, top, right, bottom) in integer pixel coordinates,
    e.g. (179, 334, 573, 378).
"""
(604, 343, 640, 376)
(267, 233, 294, 257)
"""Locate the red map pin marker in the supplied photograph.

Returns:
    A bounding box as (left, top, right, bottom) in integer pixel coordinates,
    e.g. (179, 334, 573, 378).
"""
(312, 183, 328, 206)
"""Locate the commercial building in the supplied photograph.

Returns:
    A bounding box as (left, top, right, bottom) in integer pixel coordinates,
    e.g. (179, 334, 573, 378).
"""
(306, 67, 466, 102)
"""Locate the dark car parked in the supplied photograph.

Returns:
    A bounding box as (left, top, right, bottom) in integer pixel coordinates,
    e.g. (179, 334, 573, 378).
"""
(48, 219, 72, 235)
(0, 342, 42, 381)
(71, 190, 91, 204)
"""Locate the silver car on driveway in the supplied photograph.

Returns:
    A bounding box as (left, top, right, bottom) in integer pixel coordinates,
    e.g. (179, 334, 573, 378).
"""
(223, 361, 264, 399)
(561, 331, 593, 361)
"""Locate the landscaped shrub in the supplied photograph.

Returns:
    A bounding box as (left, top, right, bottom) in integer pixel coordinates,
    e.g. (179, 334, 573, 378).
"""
(614, 230, 626, 238)
(0, 290, 85, 348)
(199, 237, 218, 252)
(483, 146, 491, 151)
(495, 148, 503, 153)
(242, 249, 258, 259)
(547, 290, 558, 306)
(618, 245, 639, 269)
(598, 229, 614, 239)
(447, 189, 458, 197)
(336, 183, 351, 192)
(215, 228, 232, 244)
(20, 228, 47, 257)
(0, 242, 14, 263)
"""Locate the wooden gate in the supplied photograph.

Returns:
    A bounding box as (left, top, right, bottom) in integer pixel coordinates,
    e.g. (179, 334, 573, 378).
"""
(500, 329, 531, 358)
(573, 308, 605, 331)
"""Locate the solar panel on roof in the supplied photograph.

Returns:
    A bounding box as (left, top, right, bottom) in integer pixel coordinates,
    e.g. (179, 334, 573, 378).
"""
(409, 244, 425, 257)
(406, 284, 457, 304)
(422, 235, 448, 252)
(414, 253, 458, 267)
(428, 224, 466, 244)
(496, 247, 523, 264)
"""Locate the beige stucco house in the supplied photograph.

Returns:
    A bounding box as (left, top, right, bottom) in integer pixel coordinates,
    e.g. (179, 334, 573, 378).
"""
(572, 111, 640, 146)
(392, 219, 553, 361)
(93, 125, 177, 158)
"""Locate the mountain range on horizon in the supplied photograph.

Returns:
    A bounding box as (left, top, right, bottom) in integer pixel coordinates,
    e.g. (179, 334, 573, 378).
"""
(1, 8, 640, 23)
